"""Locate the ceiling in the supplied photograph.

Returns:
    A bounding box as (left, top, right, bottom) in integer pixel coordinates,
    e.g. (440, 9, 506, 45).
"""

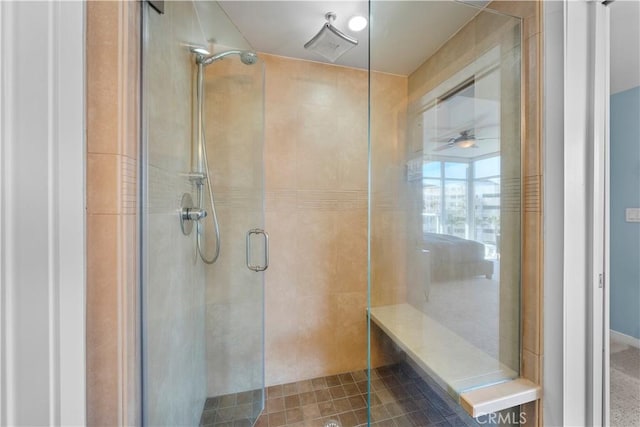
(205, 0, 501, 161)
(217, 1, 487, 75)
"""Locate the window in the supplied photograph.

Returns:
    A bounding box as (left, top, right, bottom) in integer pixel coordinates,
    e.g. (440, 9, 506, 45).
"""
(422, 156, 501, 258)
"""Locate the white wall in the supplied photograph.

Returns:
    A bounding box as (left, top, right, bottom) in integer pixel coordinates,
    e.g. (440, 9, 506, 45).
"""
(0, 2, 86, 425)
(610, 0, 640, 94)
(609, 0, 640, 344)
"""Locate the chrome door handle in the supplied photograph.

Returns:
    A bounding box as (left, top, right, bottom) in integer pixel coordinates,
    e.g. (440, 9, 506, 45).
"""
(246, 228, 269, 272)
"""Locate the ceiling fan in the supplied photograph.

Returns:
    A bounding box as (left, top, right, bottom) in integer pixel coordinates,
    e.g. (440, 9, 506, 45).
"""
(431, 130, 495, 152)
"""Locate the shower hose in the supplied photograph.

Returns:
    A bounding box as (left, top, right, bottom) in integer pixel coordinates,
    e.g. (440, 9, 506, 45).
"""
(195, 63, 221, 265)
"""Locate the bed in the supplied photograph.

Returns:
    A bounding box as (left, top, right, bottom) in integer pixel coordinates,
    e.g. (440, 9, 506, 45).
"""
(423, 233, 494, 281)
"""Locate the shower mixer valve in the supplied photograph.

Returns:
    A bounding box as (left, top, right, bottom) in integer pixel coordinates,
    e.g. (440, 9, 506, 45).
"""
(179, 192, 207, 236)
(182, 207, 207, 222)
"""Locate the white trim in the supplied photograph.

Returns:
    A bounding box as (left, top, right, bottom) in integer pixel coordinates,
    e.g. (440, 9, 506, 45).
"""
(542, 1, 565, 425)
(603, 26, 611, 427)
(610, 330, 640, 349)
(56, 2, 86, 425)
(588, 4, 609, 426)
(0, 2, 15, 423)
(562, 2, 591, 423)
(0, 1, 86, 424)
(47, 2, 62, 423)
(545, 1, 610, 426)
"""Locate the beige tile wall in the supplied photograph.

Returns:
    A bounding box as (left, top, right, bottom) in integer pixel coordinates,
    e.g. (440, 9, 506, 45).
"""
(88, 0, 215, 423)
(369, 71, 411, 367)
(262, 54, 407, 386)
(86, 1, 139, 425)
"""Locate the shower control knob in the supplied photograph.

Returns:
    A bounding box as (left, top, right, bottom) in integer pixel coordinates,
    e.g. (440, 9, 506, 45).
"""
(179, 192, 207, 236)
(182, 208, 207, 221)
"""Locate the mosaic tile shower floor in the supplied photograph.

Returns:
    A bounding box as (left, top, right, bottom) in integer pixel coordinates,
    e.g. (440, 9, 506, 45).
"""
(200, 362, 482, 427)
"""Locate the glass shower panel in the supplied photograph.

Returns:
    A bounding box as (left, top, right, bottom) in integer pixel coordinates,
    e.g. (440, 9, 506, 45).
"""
(369, 0, 522, 414)
(142, 1, 265, 426)
(201, 47, 266, 424)
(142, 2, 208, 425)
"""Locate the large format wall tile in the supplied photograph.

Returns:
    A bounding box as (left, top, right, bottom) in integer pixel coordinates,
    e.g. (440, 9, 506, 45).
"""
(86, 1, 140, 425)
(257, 55, 407, 386)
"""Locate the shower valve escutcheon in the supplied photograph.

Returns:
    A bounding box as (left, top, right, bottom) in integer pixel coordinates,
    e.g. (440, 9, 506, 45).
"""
(179, 192, 207, 236)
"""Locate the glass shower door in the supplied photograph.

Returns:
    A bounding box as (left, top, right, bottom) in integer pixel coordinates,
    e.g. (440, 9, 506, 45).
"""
(200, 43, 266, 425)
(141, 1, 265, 426)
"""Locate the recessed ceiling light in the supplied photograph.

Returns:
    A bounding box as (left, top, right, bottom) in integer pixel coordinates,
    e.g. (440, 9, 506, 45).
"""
(348, 15, 367, 32)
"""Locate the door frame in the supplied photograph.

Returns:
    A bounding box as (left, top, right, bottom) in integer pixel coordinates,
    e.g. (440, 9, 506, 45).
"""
(543, 1, 610, 425)
(0, 1, 86, 424)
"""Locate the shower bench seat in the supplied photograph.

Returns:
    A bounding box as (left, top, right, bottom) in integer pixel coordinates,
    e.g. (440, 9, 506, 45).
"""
(369, 303, 540, 418)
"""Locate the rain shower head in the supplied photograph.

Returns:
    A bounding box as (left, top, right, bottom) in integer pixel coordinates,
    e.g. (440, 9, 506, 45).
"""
(194, 49, 258, 66)
(304, 12, 358, 63)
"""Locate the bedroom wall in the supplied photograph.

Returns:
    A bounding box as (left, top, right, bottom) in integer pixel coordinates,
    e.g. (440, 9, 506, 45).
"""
(610, 85, 640, 341)
(610, 0, 640, 342)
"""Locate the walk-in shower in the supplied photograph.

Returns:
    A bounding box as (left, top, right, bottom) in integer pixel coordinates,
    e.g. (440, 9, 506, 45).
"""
(142, 1, 527, 426)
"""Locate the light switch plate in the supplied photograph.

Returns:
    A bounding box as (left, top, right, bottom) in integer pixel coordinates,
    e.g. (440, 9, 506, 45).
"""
(625, 208, 640, 223)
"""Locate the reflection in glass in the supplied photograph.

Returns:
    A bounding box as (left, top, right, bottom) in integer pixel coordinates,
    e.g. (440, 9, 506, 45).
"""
(370, 1, 522, 412)
(473, 156, 501, 259)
